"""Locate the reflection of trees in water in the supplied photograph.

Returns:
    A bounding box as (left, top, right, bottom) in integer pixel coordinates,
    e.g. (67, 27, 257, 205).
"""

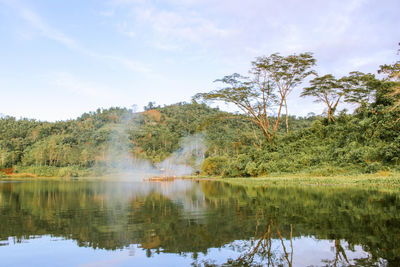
(0, 181, 399, 266)
(192, 225, 384, 267)
(225, 220, 293, 267)
(191, 215, 294, 267)
(202, 182, 400, 266)
(322, 239, 388, 267)
(333, 239, 349, 266)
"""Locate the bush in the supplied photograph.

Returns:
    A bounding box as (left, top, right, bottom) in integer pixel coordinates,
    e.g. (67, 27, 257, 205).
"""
(256, 163, 269, 176)
(201, 156, 229, 176)
(308, 165, 347, 176)
(364, 162, 383, 173)
(245, 162, 257, 176)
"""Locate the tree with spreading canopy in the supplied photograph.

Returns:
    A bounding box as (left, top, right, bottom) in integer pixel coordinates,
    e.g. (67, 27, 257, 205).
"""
(194, 72, 275, 140)
(301, 74, 344, 122)
(301, 72, 376, 122)
(252, 53, 316, 134)
(194, 52, 316, 140)
(342, 71, 377, 106)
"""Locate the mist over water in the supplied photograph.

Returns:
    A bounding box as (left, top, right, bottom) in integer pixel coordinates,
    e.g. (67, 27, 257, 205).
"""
(104, 112, 206, 180)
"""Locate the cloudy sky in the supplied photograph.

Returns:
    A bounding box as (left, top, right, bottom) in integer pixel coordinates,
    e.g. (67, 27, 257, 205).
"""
(0, 0, 399, 121)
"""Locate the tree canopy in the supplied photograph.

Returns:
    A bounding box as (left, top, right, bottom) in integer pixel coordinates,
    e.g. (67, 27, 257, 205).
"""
(194, 52, 316, 140)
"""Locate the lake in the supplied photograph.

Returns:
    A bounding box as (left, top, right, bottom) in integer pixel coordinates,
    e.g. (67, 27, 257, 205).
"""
(0, 179, 399, 266)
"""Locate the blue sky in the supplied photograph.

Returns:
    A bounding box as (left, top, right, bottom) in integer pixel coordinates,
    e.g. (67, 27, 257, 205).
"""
(1, 0, 399, 121)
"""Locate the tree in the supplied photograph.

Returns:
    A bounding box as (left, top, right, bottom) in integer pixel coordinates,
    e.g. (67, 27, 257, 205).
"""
(252, 53, 316, 133)
(342, 71, 377, 106)
(194, 52, 316, 140)
(301, 74, 344, 122)
(194, 73, 275, 140)
(302, 72, 376, 122)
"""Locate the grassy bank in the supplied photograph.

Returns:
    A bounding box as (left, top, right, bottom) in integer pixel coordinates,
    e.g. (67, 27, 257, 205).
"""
(200, 171, 400, 191)
(0, 165, 104, 178)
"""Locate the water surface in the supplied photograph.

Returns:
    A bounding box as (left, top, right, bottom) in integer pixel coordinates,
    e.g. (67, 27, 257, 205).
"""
(0, 179, 399, 266)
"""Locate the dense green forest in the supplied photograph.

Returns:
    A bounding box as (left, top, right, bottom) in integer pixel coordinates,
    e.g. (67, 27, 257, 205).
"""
(0, 51, 399, 178)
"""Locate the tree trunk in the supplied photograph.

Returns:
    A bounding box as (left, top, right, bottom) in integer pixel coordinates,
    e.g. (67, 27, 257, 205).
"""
(284, 98, 289, 133)
(328, 107, 333, 122)
(273, 96, 285, 136)
(259, 124, 271, 141)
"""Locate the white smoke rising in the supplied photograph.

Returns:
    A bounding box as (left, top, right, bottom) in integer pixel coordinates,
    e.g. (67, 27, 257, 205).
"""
(158, 133, 207, 177)
(104, 111, 206, 180)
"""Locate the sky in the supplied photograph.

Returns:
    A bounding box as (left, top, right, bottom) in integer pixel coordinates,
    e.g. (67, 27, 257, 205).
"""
(0, 0, 399, 121)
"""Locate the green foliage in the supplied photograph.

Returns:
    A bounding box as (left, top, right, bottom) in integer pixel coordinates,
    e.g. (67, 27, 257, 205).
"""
(204, 104, 399, 177)
(14, 165, 91, 177)
(201, 156, 229, 176)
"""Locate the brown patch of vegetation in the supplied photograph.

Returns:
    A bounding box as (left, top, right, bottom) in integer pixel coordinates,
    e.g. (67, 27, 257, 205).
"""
(143, 109, 162, 122)
(7, 173, 37, 178)
(0, 168, 13, 174)
(147, 176, 176, 181)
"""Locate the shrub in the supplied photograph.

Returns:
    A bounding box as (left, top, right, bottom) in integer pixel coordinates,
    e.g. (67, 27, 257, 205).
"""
(245, 162, 257, 176)
(201, 156, 229, 176)
(364, 162, 383, 173)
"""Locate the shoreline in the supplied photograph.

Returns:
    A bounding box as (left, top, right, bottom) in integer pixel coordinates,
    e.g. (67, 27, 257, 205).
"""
(3, 171, 399, 185)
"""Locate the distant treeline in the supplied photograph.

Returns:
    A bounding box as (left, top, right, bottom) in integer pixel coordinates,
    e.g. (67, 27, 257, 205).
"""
(0, 99, 398, 177)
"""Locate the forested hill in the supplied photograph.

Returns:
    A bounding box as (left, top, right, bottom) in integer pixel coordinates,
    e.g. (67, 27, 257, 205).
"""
(0, 96, 399, 178)
(0, 103, 308, 176)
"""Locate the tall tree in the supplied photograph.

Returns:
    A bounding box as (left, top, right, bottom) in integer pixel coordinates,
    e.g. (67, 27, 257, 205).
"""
(195, 52, 316, 139)
(301, 74, 344, 122)
(342, 71, 377, 106)
(252, 53, 316, 133)
(194, 73, 275, 140)
(302, 72, 377, 122)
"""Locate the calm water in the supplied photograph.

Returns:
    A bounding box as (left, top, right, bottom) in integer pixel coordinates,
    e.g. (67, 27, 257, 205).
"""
(0, 179, 399, 266)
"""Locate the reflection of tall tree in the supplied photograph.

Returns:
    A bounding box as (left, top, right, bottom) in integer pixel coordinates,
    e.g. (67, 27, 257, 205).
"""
(333, 239, 349, 266)
(222, 220, 293, 267)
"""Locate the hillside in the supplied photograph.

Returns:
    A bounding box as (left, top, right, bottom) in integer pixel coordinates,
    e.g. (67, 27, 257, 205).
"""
(0, 96, 399, 177)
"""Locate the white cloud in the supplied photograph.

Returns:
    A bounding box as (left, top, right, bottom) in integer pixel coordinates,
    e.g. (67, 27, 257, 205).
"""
(108, 0, 234, 50)
(105, 0, 399, 75)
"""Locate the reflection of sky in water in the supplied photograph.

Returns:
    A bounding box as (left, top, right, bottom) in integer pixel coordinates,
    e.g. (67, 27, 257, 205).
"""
(0, 235, 381, 267)
(90, 180, 208, 216)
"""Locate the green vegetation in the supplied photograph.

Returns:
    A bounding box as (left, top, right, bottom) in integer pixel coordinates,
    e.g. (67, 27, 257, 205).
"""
(0, 50, 399, 178)
(210, 172, 400, 191)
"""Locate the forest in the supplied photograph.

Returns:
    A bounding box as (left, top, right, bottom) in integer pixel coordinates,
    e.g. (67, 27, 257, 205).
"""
(0, 51, 399, 178)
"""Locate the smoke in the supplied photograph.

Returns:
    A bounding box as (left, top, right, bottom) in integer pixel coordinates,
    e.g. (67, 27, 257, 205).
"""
(103, 111, 206, 180)
(158, 133, 207, 177)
